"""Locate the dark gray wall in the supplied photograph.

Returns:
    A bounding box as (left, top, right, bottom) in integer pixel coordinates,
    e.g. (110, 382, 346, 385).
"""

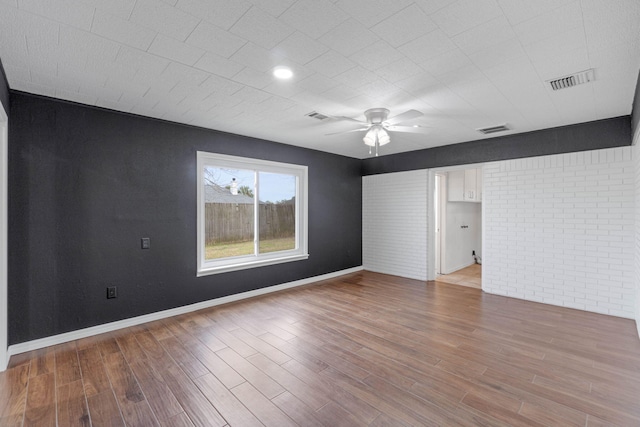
(362, 116, 631, 175)
(0, 58, 8, 115)
(8, 92, 362, 345)
(632, 70, 640, 138)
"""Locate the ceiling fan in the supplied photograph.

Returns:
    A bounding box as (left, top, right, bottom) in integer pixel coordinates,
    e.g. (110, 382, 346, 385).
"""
(326, 108, 428, 156)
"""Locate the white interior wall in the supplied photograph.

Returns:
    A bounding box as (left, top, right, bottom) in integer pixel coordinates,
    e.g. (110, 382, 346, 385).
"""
(362, 145, 637, 323)
(362, 170, 429, 280)
(444, 200, 481, 273)
(0, 108, 6, 371)
(633, 129, 640, 336)
(483, 147, 635, 319)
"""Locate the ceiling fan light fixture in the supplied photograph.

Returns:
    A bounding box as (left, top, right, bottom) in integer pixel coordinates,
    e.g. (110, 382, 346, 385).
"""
(378, 129, 390, 145)
(363, 125, 390, 146)
(363, 128, 376, 146)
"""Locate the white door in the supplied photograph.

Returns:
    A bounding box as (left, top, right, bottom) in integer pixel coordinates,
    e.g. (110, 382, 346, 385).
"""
(0, 103, 7, 371)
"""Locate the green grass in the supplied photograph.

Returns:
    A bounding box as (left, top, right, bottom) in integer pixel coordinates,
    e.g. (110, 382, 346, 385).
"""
(205, 237, 295, 260)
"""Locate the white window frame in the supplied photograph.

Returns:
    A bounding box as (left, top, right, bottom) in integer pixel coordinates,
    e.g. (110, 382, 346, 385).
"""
(197, 152, 308, 276)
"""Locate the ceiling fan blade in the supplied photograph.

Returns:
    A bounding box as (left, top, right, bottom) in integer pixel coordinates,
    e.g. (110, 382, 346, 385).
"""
(386, 125, 431, 134)
(325, 127, 370, 136)
(326, 115, 369, 125)
(385, 109, 423, 126)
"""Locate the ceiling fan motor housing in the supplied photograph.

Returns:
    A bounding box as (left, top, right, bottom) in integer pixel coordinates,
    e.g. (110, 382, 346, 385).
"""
(364, 108, 390, 124)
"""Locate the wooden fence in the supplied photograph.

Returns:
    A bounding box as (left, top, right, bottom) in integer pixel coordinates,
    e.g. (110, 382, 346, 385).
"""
(205, 203, 295, 245)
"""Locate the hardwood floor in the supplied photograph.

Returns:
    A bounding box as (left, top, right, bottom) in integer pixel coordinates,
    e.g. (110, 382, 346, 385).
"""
(1, 271, 639, 426)
(435, 264, 481, 289)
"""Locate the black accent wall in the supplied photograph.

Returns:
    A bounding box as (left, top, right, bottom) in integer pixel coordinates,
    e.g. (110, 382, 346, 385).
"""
(632, 70, 640, 138)
(0, 58, 8, 115)
(8, 92, 362, 345)
(361, 116, 631, 175)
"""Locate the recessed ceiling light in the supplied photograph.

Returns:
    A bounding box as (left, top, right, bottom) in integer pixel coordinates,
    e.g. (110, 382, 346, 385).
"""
(273, 66, 293, 80)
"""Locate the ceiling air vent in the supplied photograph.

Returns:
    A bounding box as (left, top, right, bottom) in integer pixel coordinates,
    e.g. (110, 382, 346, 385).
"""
(305, 111, 329, 120)
(477, 124, 510, 135)
(547, 69, 595, 91)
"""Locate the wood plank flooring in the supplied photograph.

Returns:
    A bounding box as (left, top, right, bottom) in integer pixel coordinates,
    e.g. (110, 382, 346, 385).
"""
(435, 264, 481, 289)
(2, 271, 639, 426)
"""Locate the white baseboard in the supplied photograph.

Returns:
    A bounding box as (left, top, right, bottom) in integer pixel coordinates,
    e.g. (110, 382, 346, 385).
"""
(362, 266, 427, 281)
(483, 288, 635, 320)
(6, 266, 364, 362)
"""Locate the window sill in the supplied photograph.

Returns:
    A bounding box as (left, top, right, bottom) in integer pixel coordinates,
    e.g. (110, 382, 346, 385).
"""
(197, 253, 309, 277)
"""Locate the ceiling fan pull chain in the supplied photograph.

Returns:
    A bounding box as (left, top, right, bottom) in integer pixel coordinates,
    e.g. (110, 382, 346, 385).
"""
(375, 136, 379, 157)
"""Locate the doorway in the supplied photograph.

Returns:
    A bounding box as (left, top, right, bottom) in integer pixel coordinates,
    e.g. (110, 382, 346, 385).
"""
(431, 166, 482, 289)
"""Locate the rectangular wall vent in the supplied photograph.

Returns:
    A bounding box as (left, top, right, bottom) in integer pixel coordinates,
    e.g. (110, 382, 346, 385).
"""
(477, 124, 510, 135)
(305, 111, 329, 120)
(548, 69, 595, 91)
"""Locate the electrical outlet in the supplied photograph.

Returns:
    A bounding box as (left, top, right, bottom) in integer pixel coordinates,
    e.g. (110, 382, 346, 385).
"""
(141, 238, 150, 249)
(472, 250, 476, 256)
(106, 286, 117, 299)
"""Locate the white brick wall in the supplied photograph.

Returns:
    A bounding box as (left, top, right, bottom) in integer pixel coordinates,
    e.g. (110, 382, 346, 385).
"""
(363, 170, 429, 280)
(484, 147, 635, 318)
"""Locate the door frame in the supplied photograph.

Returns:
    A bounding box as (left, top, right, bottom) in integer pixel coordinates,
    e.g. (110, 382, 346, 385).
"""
(0, 102, 7, 371)
(428, 164, 484, 282)
(434, 173, 446, 275)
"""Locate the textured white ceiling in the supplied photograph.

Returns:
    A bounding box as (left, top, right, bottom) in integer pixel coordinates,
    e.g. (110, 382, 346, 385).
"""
(0, 0, 638, 158)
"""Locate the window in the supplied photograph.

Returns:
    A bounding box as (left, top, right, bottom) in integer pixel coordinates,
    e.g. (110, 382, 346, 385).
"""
(197, 152, 308, 276)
